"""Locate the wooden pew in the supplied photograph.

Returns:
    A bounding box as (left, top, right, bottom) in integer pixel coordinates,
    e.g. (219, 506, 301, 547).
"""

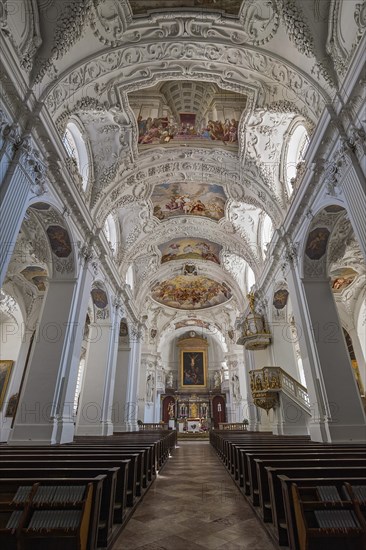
(253, 452, 366, 509)
(0, 431, 175, 548)
(234, 443, 366, 492)
(210, 431, 366, 549)
(236, 444, 324, 490)
(0, 467, 121, 548)
(267, 466, 366, 546)
(0, 476, 105, 550)
(0, 453, 141, 504)
(0, 459, 132, 508)
(279, 476, 366, 550)
(3, 444, 155, 486)
(292, 480, 366, 550)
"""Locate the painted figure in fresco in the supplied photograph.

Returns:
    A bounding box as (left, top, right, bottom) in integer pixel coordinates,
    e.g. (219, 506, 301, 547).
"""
(137, 113, 239, 146)
(184, 353, 204, 385)
(305, 227, 330, 260)
(332, 277, 353, 291)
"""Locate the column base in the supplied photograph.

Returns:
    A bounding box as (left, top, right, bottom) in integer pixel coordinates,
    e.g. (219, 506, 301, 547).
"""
(309, 420, 332, 442)
(75, 422, 114, 437)
(113, 425, 129, 433)
(53, 417, 75, 444)
(113, 421, 139, 432)
(0, 426, 11, 442)
(8, 423, 57, 445)
(273, 422, 309, 436)
(113, 422, 139, 433)
(327, 422, 366, 443)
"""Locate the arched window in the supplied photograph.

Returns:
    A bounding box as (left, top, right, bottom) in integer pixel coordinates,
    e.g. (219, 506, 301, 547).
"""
(246, 265, 256, 292)
(103, 214, 117, 253)
(261, 214, 273, 257)
(285, 124, 309, 195)
(126, 265, 134, 291)
(63, 122, 89, 190)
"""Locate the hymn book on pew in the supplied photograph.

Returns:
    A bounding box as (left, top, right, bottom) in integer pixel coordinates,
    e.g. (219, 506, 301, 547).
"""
(314, 509, 361, 530)
(27, 510, 82, 531)
(316, 486, 343, 503)
(352, 486, 366, 504)
(32, 485, 86, 505)
(6, 510, 23, 530)
(11, 486, 33, 504)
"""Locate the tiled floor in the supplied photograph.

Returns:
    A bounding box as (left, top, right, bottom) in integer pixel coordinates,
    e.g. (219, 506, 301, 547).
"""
(113, 441, 277, 550)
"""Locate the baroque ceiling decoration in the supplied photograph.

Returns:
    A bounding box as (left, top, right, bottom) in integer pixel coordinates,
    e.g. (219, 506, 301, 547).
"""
(3, 0, 364, 337)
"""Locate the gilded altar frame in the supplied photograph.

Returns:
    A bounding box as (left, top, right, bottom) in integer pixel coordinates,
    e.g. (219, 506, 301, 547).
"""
(178, 334, 208, 390)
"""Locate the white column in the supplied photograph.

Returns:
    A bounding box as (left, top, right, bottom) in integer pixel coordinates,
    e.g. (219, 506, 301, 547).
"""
(302, 278, 366, 442)
(76, 318, 113, 436)
(0, 328, 33, 442)
(242, 349, 259, 431)
(113, 341, 131, 432)
(341, 163, 366, 262)
(9, 279, 78, 445)
(99, 303, 122, 435)
(0, 155, 33, 287)
(125, 336, 142, 431)
(348, 326, 366, 394)
(285, 264, 330, 442)
(51, 256, 95, 444)
(113, 326, 142, 432)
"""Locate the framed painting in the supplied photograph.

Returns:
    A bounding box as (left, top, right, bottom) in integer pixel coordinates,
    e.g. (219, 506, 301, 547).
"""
(5, 393, 18, 417)
(0, 360, 14, 411)
(180, 350, 207, 389)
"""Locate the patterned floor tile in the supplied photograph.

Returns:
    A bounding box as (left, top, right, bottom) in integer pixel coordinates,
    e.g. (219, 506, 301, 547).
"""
(113, 441, 277, 550)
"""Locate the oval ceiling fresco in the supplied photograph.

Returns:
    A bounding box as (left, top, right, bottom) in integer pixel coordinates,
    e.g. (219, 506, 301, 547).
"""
(159, 237, 221, 264)
(151, 275, 232, 310)
(152, 182, 227, 221)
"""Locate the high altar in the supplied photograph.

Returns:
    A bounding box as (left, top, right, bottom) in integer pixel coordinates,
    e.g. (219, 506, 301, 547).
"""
(162, 332, 225, 431)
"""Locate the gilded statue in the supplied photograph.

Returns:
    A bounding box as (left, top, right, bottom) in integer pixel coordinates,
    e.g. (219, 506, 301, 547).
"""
(167, 401, 175, 419)
(247, 291, 256, 313)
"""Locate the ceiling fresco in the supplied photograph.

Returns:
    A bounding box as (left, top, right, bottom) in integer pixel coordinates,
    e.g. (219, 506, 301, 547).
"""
(151, 275, 232, 310)
(129, 1, 242, 17)
(305, 227, 331, 260)
(159, 237, 221, 265)
(46, 226, 72, 258)
(91, 288, 108, 309)
(137, 113, 239, 146)
(4, 0, 362, 353)
(273, 289, 289, 310)
(20, 266, 48, 292)
(130, 80, 246, 149)
(151, 182, 227, 221)
(175, 319, 211, 330)
(330, 267, 358, 292)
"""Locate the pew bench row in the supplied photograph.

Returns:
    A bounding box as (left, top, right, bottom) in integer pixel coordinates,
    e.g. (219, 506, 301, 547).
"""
(210, 431, 366, 550)
(0, 430, 176, 550)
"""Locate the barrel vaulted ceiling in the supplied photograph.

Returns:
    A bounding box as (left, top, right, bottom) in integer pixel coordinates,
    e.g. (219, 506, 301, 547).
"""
(3, 0, 364, 330)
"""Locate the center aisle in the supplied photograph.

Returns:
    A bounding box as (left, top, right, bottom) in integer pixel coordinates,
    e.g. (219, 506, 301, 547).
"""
(113, 440, 277, 550)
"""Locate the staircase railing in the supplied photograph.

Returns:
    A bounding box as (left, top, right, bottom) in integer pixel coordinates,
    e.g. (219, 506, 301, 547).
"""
(249, 366, 310, 414)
